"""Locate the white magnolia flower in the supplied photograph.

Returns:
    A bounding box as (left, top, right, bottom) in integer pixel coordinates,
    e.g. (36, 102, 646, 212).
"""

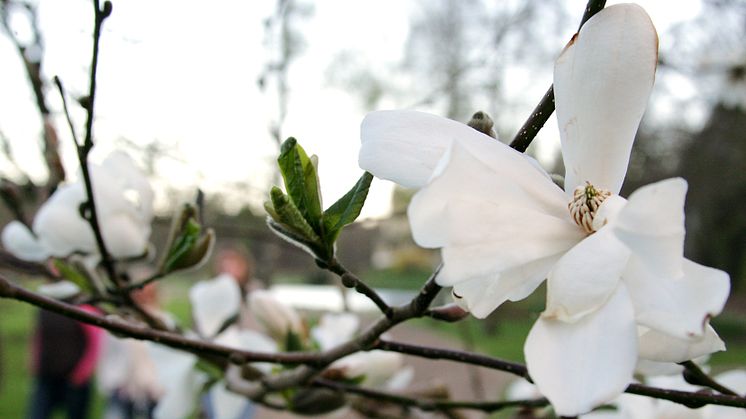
(312, 312, 413, 391)
(359, 4, 730, 416)
(1, 151, 154, 261)
(248, 289, 304, 342)
(151, 277, 277, 419)
(311, 312, 360, 351)
(190, 273, 242, 337)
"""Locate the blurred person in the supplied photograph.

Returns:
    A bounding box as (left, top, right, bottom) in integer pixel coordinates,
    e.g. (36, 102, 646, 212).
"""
(27, 295, 103, 419)
(98, 283, 163, 419)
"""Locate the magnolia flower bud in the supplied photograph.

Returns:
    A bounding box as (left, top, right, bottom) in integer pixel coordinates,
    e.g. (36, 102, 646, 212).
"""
(290, 388, 347, 415)
(327, 350, 403, 387)
(248, 290, 304, 343)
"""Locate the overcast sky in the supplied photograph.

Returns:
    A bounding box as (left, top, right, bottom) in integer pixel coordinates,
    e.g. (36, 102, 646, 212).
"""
(0, 0, 702, 218)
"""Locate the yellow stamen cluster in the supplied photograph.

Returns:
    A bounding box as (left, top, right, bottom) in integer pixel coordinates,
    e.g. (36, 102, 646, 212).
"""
(568, 182, 612, 233)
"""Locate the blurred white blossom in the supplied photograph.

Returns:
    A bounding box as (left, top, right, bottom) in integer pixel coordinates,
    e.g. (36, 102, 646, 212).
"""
(1, 151, 154, 261)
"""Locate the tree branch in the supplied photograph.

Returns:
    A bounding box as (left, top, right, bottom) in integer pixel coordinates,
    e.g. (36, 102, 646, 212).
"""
(313, 378, 549, 413)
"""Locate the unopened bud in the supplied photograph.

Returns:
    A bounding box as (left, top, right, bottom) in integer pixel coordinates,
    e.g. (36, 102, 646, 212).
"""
(428, 303, 469, 322)
(467, 111, 497, 139)
(290, 388, 347, 415)
(248, 290, 304, 344)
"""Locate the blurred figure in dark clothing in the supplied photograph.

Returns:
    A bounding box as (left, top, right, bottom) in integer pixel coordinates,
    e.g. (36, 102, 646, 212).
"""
(28, 306, 102, 419)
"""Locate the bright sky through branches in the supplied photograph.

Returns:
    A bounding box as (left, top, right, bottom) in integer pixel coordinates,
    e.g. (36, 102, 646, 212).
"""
(0, 0, 700, 217)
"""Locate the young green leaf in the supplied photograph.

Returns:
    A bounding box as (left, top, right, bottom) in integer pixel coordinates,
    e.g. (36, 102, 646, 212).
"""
(162, 218, 202, 273)
(269, 187, 322, 244)
(322, 172, 373, 243)
(277, 138, 323, 232)
(52, 259, 94, 293)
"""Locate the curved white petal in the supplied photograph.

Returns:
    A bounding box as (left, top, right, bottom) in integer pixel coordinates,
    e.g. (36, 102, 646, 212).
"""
(148, 344, 207, 419)
(359, 110, 494, 188)
(452, 255, 557, 318)
(545, 228, 629, 322)
(384, 366, 414, 392)
(1, 220, 49, 261)
(408, 140, 583, 285)
(33, 184, 97, 256)
(210, 381, 250, 419)
(190, 274, 242, 337)
(216, 326, 277, 374)
(311, 313, 360, 351)
(101, 151, 155, 222)
(37, 280, 81, 299)
(625, 257, 729, 340)
(330, 350, 403, 388)
(248, 289, 304, 341)
(555, 3, 658, 194)
(614, 178, 687, 278)
(525, 284, 637, 416)
(101, 213, 149, 258)
(634, 358, 684, 377)
(638, 324, 725, 363)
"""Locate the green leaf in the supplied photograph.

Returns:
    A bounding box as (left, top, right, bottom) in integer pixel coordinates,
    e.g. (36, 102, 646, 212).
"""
(277, 138, 323, 232)
(163, 218, 202, 273)
(269, 187, 321, 243)
(52, 259, 93, 293)
(322, 172, 373, 243)
(284, 329, 306, 352)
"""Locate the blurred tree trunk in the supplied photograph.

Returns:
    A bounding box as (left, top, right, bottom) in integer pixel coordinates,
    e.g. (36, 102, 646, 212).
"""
(679, 102, 746, 290)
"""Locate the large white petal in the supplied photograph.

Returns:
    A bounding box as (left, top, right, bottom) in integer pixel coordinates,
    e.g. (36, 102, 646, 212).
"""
(101, 213, 150, 258)
(625, 257, 729, 340)
(545, 228, 629, 322)
(614, 178, 687, 279)
(408, 140, 583, 284)
(359, 110, 493, 188)
(555, 3, 658, 194)
(638, 325, 725, 363)
(1, 220, 49, 261)
(452, 255, 557, 318)
(33, 184, 97, 256)
(190, 274, 242, 337)
(210, 382, 251, 419)
(101, 151, 155, 222)
(215, 326, 278, 374)
(330, 350, 403, 388)
(148, 343, 207, 419)
(525, 284, 637, 416)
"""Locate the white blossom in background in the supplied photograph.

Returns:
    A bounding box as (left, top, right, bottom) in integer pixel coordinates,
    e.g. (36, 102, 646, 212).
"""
(311, 312, 360, 350)
(312, 312, 413, 390)
(1, 151, 154, 261)
(359, 4, 730, 416)
(189, 273, 242, 337)
(150, 278, 277, 419)
(249, 289, 305, 342)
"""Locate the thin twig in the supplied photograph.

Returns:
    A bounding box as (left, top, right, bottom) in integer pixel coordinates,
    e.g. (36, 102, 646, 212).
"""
(509, 0, 606, 152)
(52, 76, 81, 148)
(314, 378, 549, 413)
(325, 258, 393, 317)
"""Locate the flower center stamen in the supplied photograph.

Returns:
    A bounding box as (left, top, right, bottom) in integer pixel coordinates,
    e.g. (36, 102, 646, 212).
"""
(568, 182, 612, 233)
